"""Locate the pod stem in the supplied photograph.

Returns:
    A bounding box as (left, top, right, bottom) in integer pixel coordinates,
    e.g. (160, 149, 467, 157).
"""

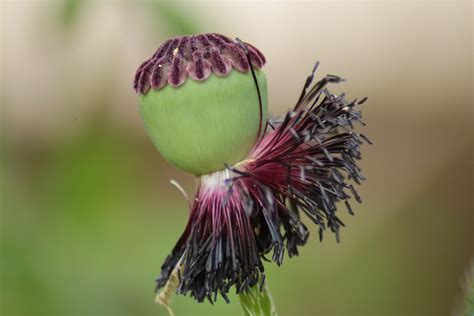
(238, 283, 277, 316)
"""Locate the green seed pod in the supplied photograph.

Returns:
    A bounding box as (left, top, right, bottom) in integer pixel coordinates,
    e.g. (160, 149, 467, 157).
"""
(134, 33, 268, 175)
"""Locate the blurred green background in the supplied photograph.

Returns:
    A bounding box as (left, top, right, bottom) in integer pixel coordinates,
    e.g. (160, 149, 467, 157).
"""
(1, 1, 473, 315)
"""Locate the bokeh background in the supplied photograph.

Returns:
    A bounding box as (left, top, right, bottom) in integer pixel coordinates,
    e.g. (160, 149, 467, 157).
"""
(1, 1, 473, 315)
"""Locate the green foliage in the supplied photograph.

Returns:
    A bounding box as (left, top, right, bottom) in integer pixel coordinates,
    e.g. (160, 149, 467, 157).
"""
(150, 0, 201, 35)
(239, 284, 277, 316)
(58, 0, 200, 35)
(59, 0, 83, 29)
(462, 263, 474, 316)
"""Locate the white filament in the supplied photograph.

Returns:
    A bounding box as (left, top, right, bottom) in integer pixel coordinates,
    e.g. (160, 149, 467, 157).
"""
(200, 168, 233, 192)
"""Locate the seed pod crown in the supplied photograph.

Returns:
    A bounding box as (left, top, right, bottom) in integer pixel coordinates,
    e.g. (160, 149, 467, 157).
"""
(134, 33, 266, 93)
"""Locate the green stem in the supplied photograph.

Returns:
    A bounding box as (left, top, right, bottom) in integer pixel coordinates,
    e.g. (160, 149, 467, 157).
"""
(461, 261, 474, 316)
(238, 283, 277, 316)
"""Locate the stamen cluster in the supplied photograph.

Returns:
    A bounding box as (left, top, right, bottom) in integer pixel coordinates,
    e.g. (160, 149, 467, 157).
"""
(155, 63, 371, 303)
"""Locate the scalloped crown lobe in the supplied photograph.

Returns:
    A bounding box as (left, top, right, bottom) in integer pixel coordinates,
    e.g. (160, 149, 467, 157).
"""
(133, 33, 266, 94)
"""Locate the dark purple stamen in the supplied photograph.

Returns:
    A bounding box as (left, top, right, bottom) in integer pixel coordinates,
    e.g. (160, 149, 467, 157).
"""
(155, 63, 370, 303)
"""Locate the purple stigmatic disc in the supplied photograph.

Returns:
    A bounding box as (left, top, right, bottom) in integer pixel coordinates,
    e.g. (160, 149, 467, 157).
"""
(133, 33, 266, 94)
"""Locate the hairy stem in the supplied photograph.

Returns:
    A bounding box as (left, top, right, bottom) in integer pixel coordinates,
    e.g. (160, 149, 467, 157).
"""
(155, 266, 180, 316)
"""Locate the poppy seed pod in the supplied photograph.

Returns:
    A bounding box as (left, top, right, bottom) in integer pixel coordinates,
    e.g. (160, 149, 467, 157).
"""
(134, 33, 268, 175)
